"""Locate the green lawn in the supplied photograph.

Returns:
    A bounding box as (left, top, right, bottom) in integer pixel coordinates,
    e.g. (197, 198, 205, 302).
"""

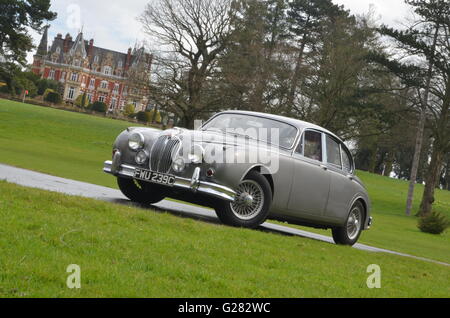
(0, 98, 143, 188)
(0, 181, 448, 298)
(0, 98, 449, 265)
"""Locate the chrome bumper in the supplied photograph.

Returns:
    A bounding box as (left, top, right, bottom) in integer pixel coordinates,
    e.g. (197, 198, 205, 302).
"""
(103, 160, 236, 202)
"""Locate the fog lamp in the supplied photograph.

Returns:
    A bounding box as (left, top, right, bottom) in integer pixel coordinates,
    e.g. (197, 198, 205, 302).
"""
(135, 150, 149, 165)
(172, 158, 186, 173)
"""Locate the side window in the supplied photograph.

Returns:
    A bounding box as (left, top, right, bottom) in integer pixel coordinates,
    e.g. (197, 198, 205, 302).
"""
(326, 136, 342, 168)
(342, 147, 353, 173)
(304, 131, 323, 162)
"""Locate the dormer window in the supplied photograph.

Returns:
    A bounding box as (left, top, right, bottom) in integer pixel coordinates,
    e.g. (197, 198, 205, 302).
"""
(94, 55, 99, 64)
(56, 47, 61, 54)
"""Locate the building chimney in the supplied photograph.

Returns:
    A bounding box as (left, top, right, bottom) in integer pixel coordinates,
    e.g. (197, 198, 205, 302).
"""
(63, 33, 71, 53)
(125, 47, 132, 70)
(88, 39, 94, 57)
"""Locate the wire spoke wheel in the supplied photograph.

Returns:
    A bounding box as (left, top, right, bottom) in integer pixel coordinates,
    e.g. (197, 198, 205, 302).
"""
(346, 207, 362, 241)
(231, 180, 265, 220)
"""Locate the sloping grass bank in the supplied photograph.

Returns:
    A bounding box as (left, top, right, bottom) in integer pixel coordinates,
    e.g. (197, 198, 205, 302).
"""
(0, 181, 448, 298)
(0, 98, 449, 264)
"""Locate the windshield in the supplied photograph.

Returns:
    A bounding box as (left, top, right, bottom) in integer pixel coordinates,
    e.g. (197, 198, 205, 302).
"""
(202, 113, 298, 149)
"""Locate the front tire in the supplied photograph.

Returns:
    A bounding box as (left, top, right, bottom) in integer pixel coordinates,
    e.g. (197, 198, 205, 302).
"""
(332, 201, 365, 246)
(215, 171, 272, 229)
(117, 177, 166, 205)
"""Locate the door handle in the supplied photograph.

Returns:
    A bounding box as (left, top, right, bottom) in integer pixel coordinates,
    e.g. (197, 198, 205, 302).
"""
(347, 175, 354, 181)
(320, 165, 328, 171)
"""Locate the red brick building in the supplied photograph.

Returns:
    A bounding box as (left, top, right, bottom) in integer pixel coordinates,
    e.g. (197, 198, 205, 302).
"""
(31, 27, 153, 113)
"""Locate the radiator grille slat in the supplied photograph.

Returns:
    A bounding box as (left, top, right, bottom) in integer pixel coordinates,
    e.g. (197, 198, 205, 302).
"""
(149, 135, 180, 173)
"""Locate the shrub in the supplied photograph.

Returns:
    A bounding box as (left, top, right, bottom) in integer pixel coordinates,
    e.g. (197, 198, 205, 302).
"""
(37, 79, 61, 96)
(418, 211, 449, 235)
(75, 93, 89, 108)
(136, 111, 148, 123)
(146, 109, 162, 123)
(90, 101, 107, 113)
(13, 77, 37, 97)
(43, 88, 55, 99)
(44, 92, 62, 104)
(123, 104, 135, 117)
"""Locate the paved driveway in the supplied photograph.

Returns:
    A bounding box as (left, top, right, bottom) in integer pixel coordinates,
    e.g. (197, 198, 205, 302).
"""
(0, 163, 448, 266)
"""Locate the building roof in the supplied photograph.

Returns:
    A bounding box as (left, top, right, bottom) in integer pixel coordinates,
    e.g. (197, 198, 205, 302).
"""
(39, 28, 151, 72)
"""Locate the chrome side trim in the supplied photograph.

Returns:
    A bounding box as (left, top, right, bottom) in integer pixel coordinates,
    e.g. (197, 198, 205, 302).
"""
(104, 161, 236, 202)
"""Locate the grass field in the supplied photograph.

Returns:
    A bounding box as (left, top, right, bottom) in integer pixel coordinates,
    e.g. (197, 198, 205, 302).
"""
(0, 181, 448, 298)
(0, 98, 141, 188)
(0, 99, 449, 270)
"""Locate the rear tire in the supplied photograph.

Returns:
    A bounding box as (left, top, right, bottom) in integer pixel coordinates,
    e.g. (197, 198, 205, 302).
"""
(117, 177, 166, 205)
(332, 201, 365, 246)
(215, 171, 272, 229)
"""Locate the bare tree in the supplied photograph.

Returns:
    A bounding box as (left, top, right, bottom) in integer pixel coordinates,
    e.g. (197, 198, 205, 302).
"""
(140, 0, 234, 128)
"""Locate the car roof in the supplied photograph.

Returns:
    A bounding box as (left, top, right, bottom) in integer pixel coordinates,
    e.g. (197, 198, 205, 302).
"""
(217, 110, 344, 144)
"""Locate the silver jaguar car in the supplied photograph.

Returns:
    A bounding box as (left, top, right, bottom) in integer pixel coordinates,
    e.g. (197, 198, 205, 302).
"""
(103, 111, 372, 246)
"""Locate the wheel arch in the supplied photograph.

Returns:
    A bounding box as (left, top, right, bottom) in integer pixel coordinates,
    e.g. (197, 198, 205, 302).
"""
(352, 197, 369, 229)
(242, 165, 275, 199)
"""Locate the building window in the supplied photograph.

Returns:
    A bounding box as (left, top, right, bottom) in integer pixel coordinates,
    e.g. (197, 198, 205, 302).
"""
(111, 97, 117, 109)
(74, 59, 81, 67)
(71, 72, 78, 82)
(104, 66, 112, 75)
(68, 87, 76, 100)
(113, 83, 119, 94)
(89, 78, 95, 89)
(100, 81, 108, 89)
(94, 56, 99, 64)
(49, 69, 55, 80)
(98, 95, 105, 103)
(60, 72, 66, 82)
(87, 93, 93, 103)
(118, 61, 123, 68)
(56, 47, 61, 54)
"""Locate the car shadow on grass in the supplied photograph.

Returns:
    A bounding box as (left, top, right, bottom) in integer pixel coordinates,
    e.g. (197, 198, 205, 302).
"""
(107, 198, 298, 238)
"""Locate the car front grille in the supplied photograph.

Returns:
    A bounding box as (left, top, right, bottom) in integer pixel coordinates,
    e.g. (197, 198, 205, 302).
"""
(149, 135, 180, 173)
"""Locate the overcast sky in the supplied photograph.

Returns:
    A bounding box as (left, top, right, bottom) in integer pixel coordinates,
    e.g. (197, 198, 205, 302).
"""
(27, 0, 415, 64)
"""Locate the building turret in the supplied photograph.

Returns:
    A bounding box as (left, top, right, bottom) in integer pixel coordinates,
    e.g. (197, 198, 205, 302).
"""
(36, 25, 49, 57)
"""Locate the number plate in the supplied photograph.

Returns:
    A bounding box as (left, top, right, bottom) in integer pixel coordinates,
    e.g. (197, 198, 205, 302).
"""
(134, 168, 175, 186)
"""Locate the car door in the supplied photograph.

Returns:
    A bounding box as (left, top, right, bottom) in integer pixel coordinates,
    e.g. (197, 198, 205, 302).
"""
(324, 135, 356, 220)
(288, 130, 331, 216)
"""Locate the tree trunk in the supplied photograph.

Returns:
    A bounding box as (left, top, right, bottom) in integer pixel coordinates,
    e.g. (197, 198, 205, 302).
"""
(368, 147, 378, 174)
(383, 151, 394, 177)
(151, 104, 159, 124)
(405, 25, 439, 216)
(418, 145, 444, 216)
(287, 40, 307, 113)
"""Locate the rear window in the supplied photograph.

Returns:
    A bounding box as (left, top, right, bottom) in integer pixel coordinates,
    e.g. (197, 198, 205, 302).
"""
(326, 136, 342, 168)
(342, 147, 353, 173)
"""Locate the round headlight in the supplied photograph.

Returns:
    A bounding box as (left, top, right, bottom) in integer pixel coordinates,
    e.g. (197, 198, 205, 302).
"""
(172, 158, 186, 173)
(135, 150, 149, 165)
(129, 132, 145, 151)
(188, 144, 204, 164)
